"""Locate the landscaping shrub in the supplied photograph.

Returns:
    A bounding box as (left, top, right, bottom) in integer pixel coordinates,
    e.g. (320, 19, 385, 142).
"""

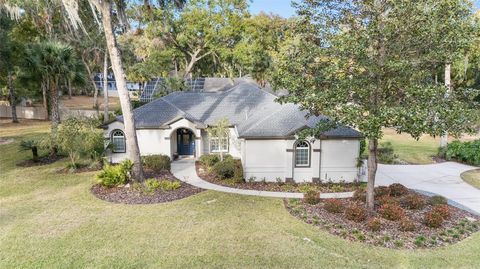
(428, 195, 448, 206)
(233, 159, 244, 183)
(145, 178, 161, 192)
(157, 180, 181, 191)
(432, 204, 451, 220)
(399, 217, 416, 232)
(377, 195, 399, 206)
(389, 183, 408, 197)
(424, 211, 444, 228)
(199, 154, 220, 168)
(367, 217, 382, 231)
(374, 186, 390, 197)
(379, 203, 405, 221)
(353, 189, 366, 202)
(304, 190, 320, 205)
(97, 160, 133, 187)
(57, 116, 105, 168)
(378, 142, 398, 164)
(402, 194, 426, 210)
(19, 139, 39, 161)
(445, 140, 480, 166)
(345, 203, 367, 222)
(142, 155, 171, 171)
(213, 158, 235, 179)
(324, 199, 345, 213)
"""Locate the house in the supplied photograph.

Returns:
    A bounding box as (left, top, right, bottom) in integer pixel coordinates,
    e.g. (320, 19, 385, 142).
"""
(103, 82, 363, 183)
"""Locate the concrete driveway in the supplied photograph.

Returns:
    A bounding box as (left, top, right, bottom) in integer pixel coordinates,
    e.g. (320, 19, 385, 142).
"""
(376, 162, 480, 215)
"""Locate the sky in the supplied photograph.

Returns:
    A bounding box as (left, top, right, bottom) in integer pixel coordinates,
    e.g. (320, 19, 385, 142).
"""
(249, 0, 480, 18)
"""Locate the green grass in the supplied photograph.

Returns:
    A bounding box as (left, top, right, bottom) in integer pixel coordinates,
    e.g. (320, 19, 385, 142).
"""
(461, 169, 480, 190)
(380, 128, 479, 164)
(2, 122, 480, 268)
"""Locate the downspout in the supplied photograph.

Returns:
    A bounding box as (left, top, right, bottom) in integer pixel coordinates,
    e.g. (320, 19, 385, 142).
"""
(319, 139, 322, 181)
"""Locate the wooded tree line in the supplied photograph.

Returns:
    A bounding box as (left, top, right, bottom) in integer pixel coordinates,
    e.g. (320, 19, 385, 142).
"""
(1, 0, 479, 208)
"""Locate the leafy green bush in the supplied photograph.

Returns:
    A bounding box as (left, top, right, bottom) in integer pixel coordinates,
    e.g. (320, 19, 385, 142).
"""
(345, 203, 367, 222)
(142, 155, 171, 171)
(304, 190, 320, 205)
(324, 199, 345, 213)
(96, 160, 133, 187)
(379, 203, 405, 221)
(199, 154, 220, 168)
(389, 183, 408, 197)
(445, 140, 480, 165)
(157, 180, 181, 191)
(212, 158, 243, 182)
(233, 159, 244, 183)
(378, 142, 398, 164)
(145, 178, 161, 192)
(57, 116, 105, 168)
(428, 195, 448, 206)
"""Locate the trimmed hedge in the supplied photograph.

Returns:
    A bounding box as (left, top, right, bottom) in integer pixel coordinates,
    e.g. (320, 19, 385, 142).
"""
(142, 155, 171, 171)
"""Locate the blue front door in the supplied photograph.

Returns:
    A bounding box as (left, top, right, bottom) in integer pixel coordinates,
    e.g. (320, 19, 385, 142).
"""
(177, 129, 195, 155)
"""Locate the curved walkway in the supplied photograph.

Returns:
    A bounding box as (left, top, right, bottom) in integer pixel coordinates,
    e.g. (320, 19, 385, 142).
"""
(171, 158, 353, 199)
(377, 162, 480, 215)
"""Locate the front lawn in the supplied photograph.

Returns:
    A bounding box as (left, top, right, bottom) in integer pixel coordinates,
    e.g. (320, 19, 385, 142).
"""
(461, 169, 480, 190)
(380, 128, 480, 164)
(2, 122, 480, 268)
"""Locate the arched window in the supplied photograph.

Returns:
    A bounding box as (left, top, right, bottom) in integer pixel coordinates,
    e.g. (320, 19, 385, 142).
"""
(295, 140, 310, 167)
(111, 130, 126, 153)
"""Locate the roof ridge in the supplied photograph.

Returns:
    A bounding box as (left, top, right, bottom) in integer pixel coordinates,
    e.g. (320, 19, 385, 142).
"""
(240, 105, 286, 134)
(161, 95, 197, 122)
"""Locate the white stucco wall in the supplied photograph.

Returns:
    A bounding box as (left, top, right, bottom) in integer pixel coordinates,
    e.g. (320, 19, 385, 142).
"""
(320, 139, 360, 182)
(242, 138, 360, 183)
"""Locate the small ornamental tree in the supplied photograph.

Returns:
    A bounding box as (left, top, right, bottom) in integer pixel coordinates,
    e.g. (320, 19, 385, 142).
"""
(272, 0, 479, 210)
(207, 118, 230, 161)
(57, 116, 105, 169)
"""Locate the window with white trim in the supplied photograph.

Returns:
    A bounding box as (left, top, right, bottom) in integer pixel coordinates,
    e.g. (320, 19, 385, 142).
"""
(111, 130, 126, 153)
(295, 140, 310, 167)
(210, 137, 228, 153)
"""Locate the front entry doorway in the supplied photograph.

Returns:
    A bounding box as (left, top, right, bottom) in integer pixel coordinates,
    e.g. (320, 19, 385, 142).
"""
(176, 128, 195, 156)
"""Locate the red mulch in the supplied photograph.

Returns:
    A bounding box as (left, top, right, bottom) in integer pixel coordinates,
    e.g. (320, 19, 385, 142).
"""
(196, 162, 364, 193)
(285, 191, 480, 249)
(91, 169, 204, 204)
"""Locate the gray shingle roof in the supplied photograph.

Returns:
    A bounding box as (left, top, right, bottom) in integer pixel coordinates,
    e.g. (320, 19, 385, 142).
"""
(117, 82, 362, 139)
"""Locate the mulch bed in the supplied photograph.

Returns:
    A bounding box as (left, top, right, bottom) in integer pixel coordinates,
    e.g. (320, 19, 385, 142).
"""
(16, 155, 65, 167)
(196, 162, 364, 193)
(91, 169, 204, 204)
(285, 190, 480, 249)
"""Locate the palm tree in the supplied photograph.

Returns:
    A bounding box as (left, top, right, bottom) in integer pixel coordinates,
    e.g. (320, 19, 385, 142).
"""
(26, 42, 79, 153)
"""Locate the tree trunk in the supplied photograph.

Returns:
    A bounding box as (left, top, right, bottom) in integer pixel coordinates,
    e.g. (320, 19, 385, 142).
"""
(32, 146, 38, 162)
(7, 72, 18, 123)
(366, 138, 378, 211)
(440, 63, 451, 148)
(50, 79, 60, 156)
(103, 52, 109, 123)
(67, 78, 72, 99)
(81, 55, 100, 115)
(42, 81, 48, 116)
(95, 0, 144, 181)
